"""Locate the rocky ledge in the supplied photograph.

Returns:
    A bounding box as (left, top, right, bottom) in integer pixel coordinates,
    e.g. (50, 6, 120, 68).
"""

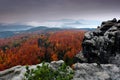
(0, 60, 120, 80)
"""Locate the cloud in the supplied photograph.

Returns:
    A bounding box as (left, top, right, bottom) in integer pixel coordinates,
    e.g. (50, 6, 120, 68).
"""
(25, 19, 101, 28)
(0, 0, 120, 24)
(26, 21, 63, 27)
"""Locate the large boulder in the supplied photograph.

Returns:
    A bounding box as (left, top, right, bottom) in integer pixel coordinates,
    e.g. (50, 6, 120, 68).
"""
(81, 18, 120, 64)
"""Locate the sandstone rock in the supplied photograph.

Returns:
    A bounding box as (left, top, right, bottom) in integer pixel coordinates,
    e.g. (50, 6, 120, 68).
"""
(50, 60, 64, 70)
(0, 60, 120, 80)
(81, 18, 120, 65)
(0, 60, 67, 80)
(73, 51, 87, 63)
(73, 63, 120, 80)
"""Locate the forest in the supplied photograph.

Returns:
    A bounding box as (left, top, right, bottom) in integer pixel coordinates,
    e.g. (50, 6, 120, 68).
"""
(0, 30, 85, 71)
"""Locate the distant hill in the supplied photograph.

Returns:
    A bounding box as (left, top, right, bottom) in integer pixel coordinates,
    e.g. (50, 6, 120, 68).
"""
(0, 24, 32, 32)
(0, 31, 17, 38)
(25, 26, 48, 32)
(77, 28, 96, 31)
(0, 26, 95, 38)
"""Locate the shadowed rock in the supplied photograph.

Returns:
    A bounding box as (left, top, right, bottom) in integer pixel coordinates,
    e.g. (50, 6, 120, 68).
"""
(81, 18, 120, 65)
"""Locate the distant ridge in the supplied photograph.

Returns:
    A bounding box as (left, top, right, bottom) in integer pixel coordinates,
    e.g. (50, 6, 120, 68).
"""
(0, 26, 95, 38)
(0, 24, 32, 32)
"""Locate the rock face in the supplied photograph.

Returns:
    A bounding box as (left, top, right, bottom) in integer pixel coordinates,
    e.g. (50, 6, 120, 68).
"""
(0, 60, 120, 80)
(81, 18, 120, 65)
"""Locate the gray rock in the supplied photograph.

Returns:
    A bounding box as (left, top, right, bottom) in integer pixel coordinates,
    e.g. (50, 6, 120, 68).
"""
(73, 63, 120, 80)
(0, 60, 66, 80)
(81, 18, 120, 65)
(50, 60, 64, 70)
(74, 51, 87, 63)
(0, 60, 120, 80)
(0, 66, 25, 80)
(84, 31, 94, 40)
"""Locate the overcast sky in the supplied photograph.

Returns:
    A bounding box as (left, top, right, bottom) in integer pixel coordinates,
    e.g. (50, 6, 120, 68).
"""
(0, 0, 120, 26)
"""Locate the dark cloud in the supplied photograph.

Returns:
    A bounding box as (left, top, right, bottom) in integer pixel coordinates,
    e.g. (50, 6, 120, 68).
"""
(0, 0, 120, 24)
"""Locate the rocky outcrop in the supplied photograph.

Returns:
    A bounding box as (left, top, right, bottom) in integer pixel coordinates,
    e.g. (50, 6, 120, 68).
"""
(0, 60, 120, 80)
(0, 60, 66, 80)
(73, 63, 120, 80)
(81, 18, 120, 65)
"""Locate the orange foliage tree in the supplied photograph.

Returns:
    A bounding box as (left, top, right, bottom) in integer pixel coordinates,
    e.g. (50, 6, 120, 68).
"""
(0, 30, 85, 71)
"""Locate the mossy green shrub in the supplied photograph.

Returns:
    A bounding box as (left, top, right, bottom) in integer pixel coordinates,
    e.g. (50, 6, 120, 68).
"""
(24, 62, 74, 80)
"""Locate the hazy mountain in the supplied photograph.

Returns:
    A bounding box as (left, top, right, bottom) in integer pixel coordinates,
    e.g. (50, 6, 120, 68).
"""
(0, 24, 33, 32)
(26, 19, 101, 28)
(60, 19, 101, 28)
(0, 31, 17, 38)
(0, 26, 95, 38)
(0, 19, 99, 38)
(26, 26, 48, 32)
